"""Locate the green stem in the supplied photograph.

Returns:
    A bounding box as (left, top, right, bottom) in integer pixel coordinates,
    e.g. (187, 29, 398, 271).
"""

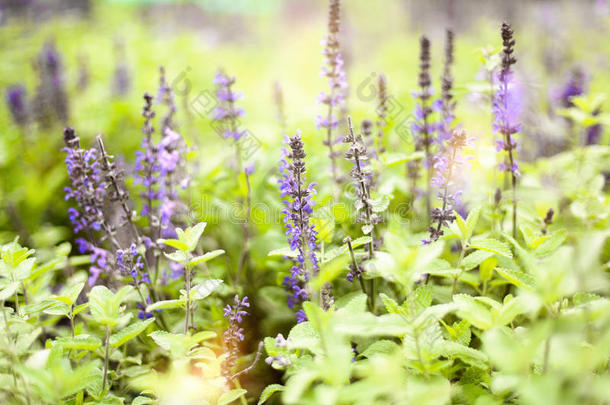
(185, 262, 191, 335)
(102, 326, 111, 392)
(451, 243, 467, 296)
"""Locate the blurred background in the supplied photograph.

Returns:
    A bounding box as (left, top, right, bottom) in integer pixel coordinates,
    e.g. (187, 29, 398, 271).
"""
(0, 0, 609, 397)
(0, 0, 608, 245)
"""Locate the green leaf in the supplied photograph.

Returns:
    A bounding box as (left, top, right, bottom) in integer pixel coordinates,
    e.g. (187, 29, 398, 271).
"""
(494, 267, 536, 291)
(465, 207, 481, 240)
(189, 250, 225, 267)
(454, 294, 492, 330)
(360, 339, 400, 358)
(0, 281, 20, 301)
(110, 318, 155, 347)
(440, 341, 488, 369)
(268, 247, 299, 258)
(132, 396, 154, 405)
(158, 239, 190, 252)
(368, 195, 390, 213)
(455, 213, 468, 240)
(258, 384, 284, 405)
(184, 222, 207, 252)
(88, 285, 133, 327)
(479, 256, 497, 284)
(146, 299, 184, 312)
(217, 389, 247, 405)
(461, 250, 494, 271)
(53, 334, 102, 351)
(469, 238, 512, 258)
(534, 229, 567, 256)
(192, 279, 223, 300)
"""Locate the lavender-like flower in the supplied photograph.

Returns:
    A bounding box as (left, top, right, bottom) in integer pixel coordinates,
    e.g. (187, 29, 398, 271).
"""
(213, 69, 246, 170)
(63, 127, 118, 285)
(279, 131, 322, 321)
(157, 66, 177, 135)
(222, 295, 250, 378)
(112, 40, 130, 97)
(411, 36, 435, 220)
(116, 244, 149, 287)
(375, 74, 388, 158)
(345, 117, 382, 256)
(438, 30, 456, 146)
(424, 128, 472, 244)
(5, 85, 29, 126)
(316, 0, 347, 192)
(33, 41, 68, 127)
(492, 22, 520, 238)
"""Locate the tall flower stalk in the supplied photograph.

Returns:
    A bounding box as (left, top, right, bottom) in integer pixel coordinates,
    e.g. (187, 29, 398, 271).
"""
(33, 41, 68, 127)
(492, 22, 520, 238)
(424, 128, 472, 244)
(222, 295, 250, 378)
(375, 73, 388, 159)
(213, 70, 246, 171)
(438, 30, 456, 147)
(411, 36, 435, 221)
(316, 0, 347, 194)
(279, 131, 323, 322)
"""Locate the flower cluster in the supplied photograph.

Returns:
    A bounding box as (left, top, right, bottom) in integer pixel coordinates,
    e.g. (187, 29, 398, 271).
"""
(375, 73, 388, 158)
(212, 70, 246, 141)
(112, 40, 130, 97)
(438, 30, 456, 146)
(316, 0, 347, 187)
(222, 295, 250, 377)
(411, 36, 436, 217)
(425, 128, 472, 244)
(32, 41, 68, 127)
(493, 22, 520, 177)
(5, 85, 29, 126)
(116, 244, 148, 286)
(279, 131, 320, 322)
(345, 117, 382, 234)
(134, 90, 188, 242)
(63, 127, 110, 238)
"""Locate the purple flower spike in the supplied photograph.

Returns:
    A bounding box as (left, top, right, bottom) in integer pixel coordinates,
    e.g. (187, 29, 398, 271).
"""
(5, 85, 29, 126)
(317, 0, 347, 189)
(493, 22, 520, 238)
(222, 295, 250, 377)
(278, 131, 326, 320)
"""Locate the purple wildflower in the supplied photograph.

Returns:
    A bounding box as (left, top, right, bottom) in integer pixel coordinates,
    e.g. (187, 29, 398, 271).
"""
(279, 131, 322, 321)
(438, 30, 456, 146)
(112, 40, 130, 97)
(157, 66, 177, 135)
(375, 74, 388, 158)
(222, 295, 250, 377)
(212, 70, 246, 141)
(424, 128, 472, 244)
(5, 85, 29, 126)
(492, 22, 520, 238)
(411, 36, 436, 220)
(116, 243, 148, 286)
(316, 0, 347, 190)
(33, 41, 68, 126)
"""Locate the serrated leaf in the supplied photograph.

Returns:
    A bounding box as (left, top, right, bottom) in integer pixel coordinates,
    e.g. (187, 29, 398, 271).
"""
(469, 238, 512, 258)
(157, 238, 189, 252)
(218, 389, 247, 405)
(146, 299, 184, 312)
(132, 396, 154, 405)
(495, 267, 536, 291)
(461, 250, 494, 271)
(184, 222, 207, 252)
(53, 334, 102, 351)
(534, 229, 567, 256)
(189, 250, 225, 267)
(0, 281, 20, 301)
(440, 341, 488, 369)
(192, 279, 223, 300)
(360, 340, 400, 358)
(258, 384, 284, 405)
(455, 213, 468, 240)
(268, 247, 299, 258)
(465, 207, 481, 239)
(479, 256, 497, 283)
(110, 318, 155, 347)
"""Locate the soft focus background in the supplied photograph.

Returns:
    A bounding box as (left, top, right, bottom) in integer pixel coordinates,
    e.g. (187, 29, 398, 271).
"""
(0, 0, 609, 399)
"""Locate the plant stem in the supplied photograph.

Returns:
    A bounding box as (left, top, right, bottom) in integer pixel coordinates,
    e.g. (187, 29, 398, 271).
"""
(236, 169, 252, 285)
(184, 262, 191, 335)
(102, 326, 111, 392)
(451, 242, 467, 296)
